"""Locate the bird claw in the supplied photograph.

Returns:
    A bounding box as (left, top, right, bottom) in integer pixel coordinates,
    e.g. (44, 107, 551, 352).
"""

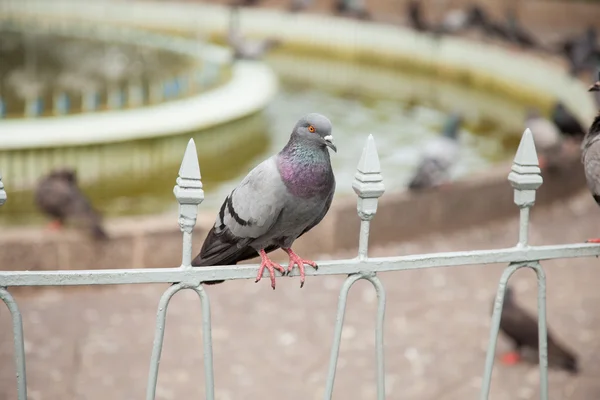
(255, 250, 285, 290)
(284, 248, 318, 288)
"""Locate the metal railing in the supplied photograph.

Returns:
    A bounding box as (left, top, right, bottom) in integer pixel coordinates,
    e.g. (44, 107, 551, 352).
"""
(1, 129, 599, 400)
(0, 16, 230, 119)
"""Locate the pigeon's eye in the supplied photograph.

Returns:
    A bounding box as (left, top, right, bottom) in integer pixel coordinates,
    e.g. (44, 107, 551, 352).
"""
(308, 125, 316, 133)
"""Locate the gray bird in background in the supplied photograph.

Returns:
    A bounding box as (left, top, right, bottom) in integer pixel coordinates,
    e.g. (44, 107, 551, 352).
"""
(192, 113, 337, 289)
(495, 286, 578, 374)
(551, 101, 586, 141)
(334, 0, 371, 20)
(583, 76, 600, 243)
(35, 168, 108, 241)
(288, 0, 312, 13)
(524, 108, 564, 171)
(407, 112, 462, 191)
(561, 26, 598, 77)
(227, 5, 282, 61)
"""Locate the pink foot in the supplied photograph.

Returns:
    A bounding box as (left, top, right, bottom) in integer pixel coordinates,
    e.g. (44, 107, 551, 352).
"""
(46, 220, 62, 231)
(255, 249, 285, 290)
(586, 238, 600, 243)
(283, 248, 318, 288)
(500, 351, 521, 365)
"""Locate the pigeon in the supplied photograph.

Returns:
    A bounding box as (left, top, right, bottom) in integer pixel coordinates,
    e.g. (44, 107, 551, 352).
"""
(582, 75, 600, 243)
(468, 5, 511, 41)
(288, 0, 312, 13)
(408, 113, 462, 191)
(551, 101, 586, 140)
(192, 113, 337, 289)
(562, 26, 598, 77)
(495, 286, 578, 374)
(333, 0, 371, 20)
(524, 108, 564, 171)
(227, 5, 282, 61)
(34, 168, 108, 240)
(407, 0, 428, 32)
(504, 10, 539, 49)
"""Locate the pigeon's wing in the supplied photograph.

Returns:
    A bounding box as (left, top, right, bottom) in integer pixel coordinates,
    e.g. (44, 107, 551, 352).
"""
(499, 304, 540, 348)
(583, 140, 600, 203)
(193, 157, 286, 267)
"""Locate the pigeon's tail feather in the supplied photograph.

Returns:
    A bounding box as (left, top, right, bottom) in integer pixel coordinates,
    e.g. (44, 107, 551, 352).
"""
(192, 227, 279, 285)
(91, 223, 109, 241)
(548, 340, 579, 374)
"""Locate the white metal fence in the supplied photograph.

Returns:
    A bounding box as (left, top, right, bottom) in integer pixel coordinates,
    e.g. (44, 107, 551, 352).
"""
(0, 129, 598, 400)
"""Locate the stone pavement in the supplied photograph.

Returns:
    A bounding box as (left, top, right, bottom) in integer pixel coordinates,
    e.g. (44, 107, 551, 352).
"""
(2, 189, 600, 400)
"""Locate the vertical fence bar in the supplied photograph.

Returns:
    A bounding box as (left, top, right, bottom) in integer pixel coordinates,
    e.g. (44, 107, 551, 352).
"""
(324, 274, 364, 399)
(480, 263, 521, 400)
(481, 128, 546, 399)
(146, 283, 185, 400)
(531, 263, 549, 400)
(173, 139, 204, 268)
(189, 285, 215, 400)
(0, 288, 28, 400)
(352, 134, 385, 260)
(365, 274, 386, 400)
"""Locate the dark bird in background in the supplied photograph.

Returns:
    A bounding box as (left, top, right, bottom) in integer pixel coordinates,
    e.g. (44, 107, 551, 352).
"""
(504, 10, 539, 49)
(407, 0, 428, 32)
(408, 112, 462, 191)
(230, 0, 261, 7)
(227, 5, 282, 60)
(192, 113, 337, 289)
(467, 5, 511, 41)
(35, 168, 108, 241)
(288, 0, 312, 13)
(551, 101, 586, 141)
(582, 74, 600, 243)
(496, 286, 578, 374)
(333, 0, 371, 20)
(561, 26, 598, 77)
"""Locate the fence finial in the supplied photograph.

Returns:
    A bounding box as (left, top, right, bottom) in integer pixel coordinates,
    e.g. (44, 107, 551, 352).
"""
(173, 139, 204, 234)
(508, 128, 543, 208)
(352, 134, 385, 221)
(0, 172, 6, 206)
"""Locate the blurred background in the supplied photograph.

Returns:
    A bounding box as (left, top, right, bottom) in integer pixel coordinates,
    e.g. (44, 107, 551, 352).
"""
(1, 0, 600, 399)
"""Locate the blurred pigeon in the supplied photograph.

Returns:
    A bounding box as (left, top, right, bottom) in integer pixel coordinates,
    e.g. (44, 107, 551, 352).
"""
(582, 76, 600, 243)
(524, 109, 563, 171)
(505, 11, 539, 49)
(407, 0, 428, 32)
(432, 8, 472, 36)
(35, 168, 108, 241)
(333, 0, 371, 20)
(551, 101, 585, 140)
(228, 5, 282, 60)
(468, 5, 511, 41)
(562, 26, 598, 76)
(408, 112, 462, 190)
(496, 286, 578, 374)
(192, 113, 337, 289)
(288, 0, 312, 12)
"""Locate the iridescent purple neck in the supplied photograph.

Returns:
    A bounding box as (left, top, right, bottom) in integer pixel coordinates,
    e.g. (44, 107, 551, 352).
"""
(277, 137, 333, 199)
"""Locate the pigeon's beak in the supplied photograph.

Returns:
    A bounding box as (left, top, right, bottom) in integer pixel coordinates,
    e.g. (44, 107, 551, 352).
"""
(323, 135, 337, 153)
(589, 81, 600, 92)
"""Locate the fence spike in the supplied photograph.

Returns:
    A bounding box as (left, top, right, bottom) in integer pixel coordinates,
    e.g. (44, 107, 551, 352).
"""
(0, 172, 6, 206)
(507, 128, 543, 246)
(352, 134, 385, 259)
(174, 139, 204, 267)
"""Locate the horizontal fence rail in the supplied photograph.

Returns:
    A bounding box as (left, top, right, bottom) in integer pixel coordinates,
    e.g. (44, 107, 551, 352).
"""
(1, 129, 598, 400)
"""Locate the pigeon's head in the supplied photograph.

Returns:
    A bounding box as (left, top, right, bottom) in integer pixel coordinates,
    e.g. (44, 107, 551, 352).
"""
(294, 113, 336, 153)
